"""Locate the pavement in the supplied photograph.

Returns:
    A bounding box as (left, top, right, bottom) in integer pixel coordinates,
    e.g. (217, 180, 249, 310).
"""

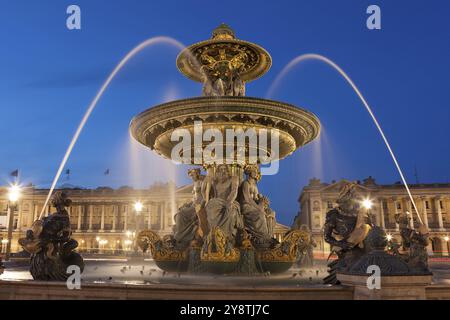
(1, 258, 449, 287)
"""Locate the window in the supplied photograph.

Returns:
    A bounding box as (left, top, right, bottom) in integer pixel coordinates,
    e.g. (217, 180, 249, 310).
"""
(426, 201, 430, 210)
(327, 201, 333, 209)
(440, 201, 444, 210)
(397, 202, 402, 210)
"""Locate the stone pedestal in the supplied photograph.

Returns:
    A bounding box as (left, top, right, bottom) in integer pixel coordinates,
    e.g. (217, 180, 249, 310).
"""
(337, 273, 432, 300)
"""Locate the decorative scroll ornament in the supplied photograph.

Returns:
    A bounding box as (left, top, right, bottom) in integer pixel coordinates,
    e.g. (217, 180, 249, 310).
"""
(137, 230, 187, 262)
(201, 227, 240, 262)
(257, 230, 310, 263)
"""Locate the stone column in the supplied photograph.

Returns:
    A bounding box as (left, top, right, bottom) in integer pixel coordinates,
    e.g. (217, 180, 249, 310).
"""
(160, 203, 165, 231)
(88, 205, 93, 232)
(393, 197, 400, 231)
(111, 204, 117, 233)
(124, 205, 128, 231)
(33, 203, 38, 221)
(406, 199, 414, 229)
(379, 198, 386, 229)
(420, 197, 429, 228)
(17, 201, 23, 230)
(147, 204, 152, 229)
(435, 197, 444, 231)
(441, 238, 449, 257)
(77, 205, 82, 231)
(100, 204, 105, 233)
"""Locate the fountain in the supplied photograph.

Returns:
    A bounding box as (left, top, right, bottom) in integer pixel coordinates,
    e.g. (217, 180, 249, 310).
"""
(130, 24, 319, 274)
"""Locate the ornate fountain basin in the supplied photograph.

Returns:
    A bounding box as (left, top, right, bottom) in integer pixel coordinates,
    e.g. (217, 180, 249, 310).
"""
(130, 96, 320, 164)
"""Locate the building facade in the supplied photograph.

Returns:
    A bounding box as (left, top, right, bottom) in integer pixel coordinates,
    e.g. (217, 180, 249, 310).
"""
(0, 183, 289, 255)
(294, 177, 450, 257)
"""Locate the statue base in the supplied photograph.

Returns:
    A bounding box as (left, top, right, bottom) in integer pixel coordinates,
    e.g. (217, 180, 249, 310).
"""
(137, 228, 309, 275)
(337, 273, 432, 300)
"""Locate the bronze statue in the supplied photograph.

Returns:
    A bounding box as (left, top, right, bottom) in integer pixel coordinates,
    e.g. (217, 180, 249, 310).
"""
(239, 165, 275, 249)
(173, 169, 206, 249)
(261, 196, 276, 238)
(202, 164, 243, 243)
(323, 183, 372, 284)
(395, 211, 430, 272)
(19, 192, 84, 281)
(296, 225, 316, 268)
(200, 50, 246, 97)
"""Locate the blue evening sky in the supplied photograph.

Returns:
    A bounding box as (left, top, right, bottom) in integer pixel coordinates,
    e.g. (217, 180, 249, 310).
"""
(1, 0, 449, 225)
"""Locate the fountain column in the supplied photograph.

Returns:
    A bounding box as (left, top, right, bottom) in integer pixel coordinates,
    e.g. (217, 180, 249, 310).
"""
(100, 204, 105, 233)
(435, 197, 444, 231)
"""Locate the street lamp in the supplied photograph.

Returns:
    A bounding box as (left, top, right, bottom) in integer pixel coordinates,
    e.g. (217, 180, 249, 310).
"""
(134, 201, 143, 214)
(133, 201, 144, 237)
(5, 184, 21, 260)
(386, 234, 393, 242)
(362, 199, 373, 210)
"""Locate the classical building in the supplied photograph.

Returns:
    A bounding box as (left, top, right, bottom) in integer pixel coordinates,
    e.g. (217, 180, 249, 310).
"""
(0, 183, 289, 255)
(294, 177, 450, 257)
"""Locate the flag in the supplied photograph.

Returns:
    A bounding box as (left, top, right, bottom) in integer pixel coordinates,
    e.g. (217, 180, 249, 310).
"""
(10, 169, 19, 177)
(65, 169, 71, 180)
(104, 169, 110, 175)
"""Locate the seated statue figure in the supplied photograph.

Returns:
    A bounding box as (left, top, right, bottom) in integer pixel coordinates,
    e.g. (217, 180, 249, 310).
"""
(202, 164, 243, 243)
(239, 165, 275, 249)
(173, 169, 205, 249)
(19, 192, 84, 281)
(323, 183, 372, 284)
(395, 211, 430, 273)
(261, 196, 276, 238)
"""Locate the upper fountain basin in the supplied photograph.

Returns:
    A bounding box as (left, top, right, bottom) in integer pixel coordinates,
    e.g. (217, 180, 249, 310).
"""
(130, 96, 320, 165)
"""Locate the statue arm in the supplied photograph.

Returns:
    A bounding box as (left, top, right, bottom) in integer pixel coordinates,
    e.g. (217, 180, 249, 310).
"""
(241, 181, 260, 210)
(226, 176, 239, 204)
(201, 177, 211, 204)
(323, 211, 350, 249)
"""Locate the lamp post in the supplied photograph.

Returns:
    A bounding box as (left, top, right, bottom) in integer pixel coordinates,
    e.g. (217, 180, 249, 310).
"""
(134, 201, 143, 233)
(5, 184, 21, 261)
(134, 201, 144, 255)
(362, 198, 374, 225)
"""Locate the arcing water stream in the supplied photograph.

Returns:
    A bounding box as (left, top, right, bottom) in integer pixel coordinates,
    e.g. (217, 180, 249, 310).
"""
(39, 36, 187, 219)
(267, 53, 423, 224)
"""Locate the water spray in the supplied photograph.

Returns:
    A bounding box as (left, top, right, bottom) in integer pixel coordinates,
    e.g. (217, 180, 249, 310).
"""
(268, 53, 423, 225)
(39, 36, 187, 220)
